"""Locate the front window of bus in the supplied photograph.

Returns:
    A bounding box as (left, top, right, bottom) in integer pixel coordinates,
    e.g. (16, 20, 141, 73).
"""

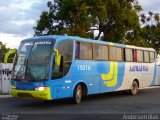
(13, 40, 54, 82)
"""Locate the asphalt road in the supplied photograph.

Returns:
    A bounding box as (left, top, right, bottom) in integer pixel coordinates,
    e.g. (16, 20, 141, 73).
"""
(0, 87, 160, 120)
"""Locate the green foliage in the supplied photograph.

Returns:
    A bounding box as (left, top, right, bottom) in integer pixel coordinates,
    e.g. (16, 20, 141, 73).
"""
(34, 0, 94, 38)
(57, 0, 95, 38)
(141, 25, 160, 54)
(140, 12, 160, 54)
(34, 0, 63, 36)
(96, 0, 141, 43)
(34, 0, 141, 44)
(0, 42, 9, 63)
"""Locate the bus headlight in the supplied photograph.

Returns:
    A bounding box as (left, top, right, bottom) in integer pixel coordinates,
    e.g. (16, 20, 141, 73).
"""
(35, 87, 45, 91)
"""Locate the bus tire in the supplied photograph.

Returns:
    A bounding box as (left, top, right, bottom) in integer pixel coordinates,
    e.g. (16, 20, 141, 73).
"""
(130, 80, 139, 95)
(73, 84, 83, 104)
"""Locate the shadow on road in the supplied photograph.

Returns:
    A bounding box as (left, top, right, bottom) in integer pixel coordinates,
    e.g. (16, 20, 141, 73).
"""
(12, 90, 147, 108)
(1, 88, 159, 115)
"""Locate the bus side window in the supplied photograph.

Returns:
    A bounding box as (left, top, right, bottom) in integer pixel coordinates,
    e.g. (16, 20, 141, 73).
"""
(75, 42, 80, 59)
(133, 49, 137, 62)
(75, 41, 93, 60)
(144, 51, 149, 63)
(125, 48, 133, 62)
(109, 46, 117, 61)
(117, 47, 123, 61)
(137, 50, 143, 62)
(149, 52, 155, 63)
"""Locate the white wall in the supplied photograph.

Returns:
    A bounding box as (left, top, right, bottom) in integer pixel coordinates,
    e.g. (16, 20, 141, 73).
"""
(0, 63, 13, 94)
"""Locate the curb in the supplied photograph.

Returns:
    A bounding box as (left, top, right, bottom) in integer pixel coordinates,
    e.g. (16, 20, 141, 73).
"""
(0, 95, 12, 99)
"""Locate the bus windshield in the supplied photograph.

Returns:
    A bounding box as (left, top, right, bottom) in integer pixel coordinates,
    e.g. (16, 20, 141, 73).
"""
(12, 40, 54, 82)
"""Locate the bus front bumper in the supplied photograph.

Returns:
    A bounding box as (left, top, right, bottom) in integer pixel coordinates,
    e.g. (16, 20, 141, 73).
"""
(10, 87, 52, 100)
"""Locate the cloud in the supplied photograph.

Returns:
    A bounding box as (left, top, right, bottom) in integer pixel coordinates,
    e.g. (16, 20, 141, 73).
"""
(0, 0, 50, 48)
(0, 0, 13, 7)
(0, 33, 32, 48)
(139, 0, 160, 13)
(0, 0, 48, 36)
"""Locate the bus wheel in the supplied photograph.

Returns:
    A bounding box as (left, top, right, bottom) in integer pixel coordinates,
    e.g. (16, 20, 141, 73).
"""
(73, 84, 83, 104)
(130, 80, 138, 95)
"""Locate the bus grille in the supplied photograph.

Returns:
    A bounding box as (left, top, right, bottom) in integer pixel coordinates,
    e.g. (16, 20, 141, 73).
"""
(17, 93, 33, 98)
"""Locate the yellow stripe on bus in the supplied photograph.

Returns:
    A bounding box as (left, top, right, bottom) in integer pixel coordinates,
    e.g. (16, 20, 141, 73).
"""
(101, 62, 118, 87)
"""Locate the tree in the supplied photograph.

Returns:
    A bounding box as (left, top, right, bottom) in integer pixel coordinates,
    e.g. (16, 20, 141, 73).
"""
(34, 0, 95, 38)
(141, 25, 160, 54)
(34, 0, 141, 43)
(140, 12, 160, 54)
(0, 42, 9, 63)
(33, 0, 63, 36)
(92, 0, 142, 43)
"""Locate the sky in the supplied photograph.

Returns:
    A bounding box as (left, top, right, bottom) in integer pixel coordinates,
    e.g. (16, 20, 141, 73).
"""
(0, 0, 160, 49)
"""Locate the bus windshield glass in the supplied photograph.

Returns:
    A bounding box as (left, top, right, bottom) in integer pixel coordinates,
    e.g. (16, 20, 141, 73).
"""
(12, 40, 54, 82)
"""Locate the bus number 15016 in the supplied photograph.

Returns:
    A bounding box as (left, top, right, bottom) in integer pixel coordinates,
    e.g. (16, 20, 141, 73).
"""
(78, 65, 91, 71)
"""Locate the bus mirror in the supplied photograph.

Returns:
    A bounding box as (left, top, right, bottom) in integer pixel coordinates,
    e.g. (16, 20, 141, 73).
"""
(53, 49, 61, 66)
(4, 49, 17, 64)
(53, 48, 59, 56)
(55, 55, 61, 66)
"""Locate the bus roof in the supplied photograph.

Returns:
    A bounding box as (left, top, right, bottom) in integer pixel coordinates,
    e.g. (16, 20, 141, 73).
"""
(22, 35, 155, 52)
